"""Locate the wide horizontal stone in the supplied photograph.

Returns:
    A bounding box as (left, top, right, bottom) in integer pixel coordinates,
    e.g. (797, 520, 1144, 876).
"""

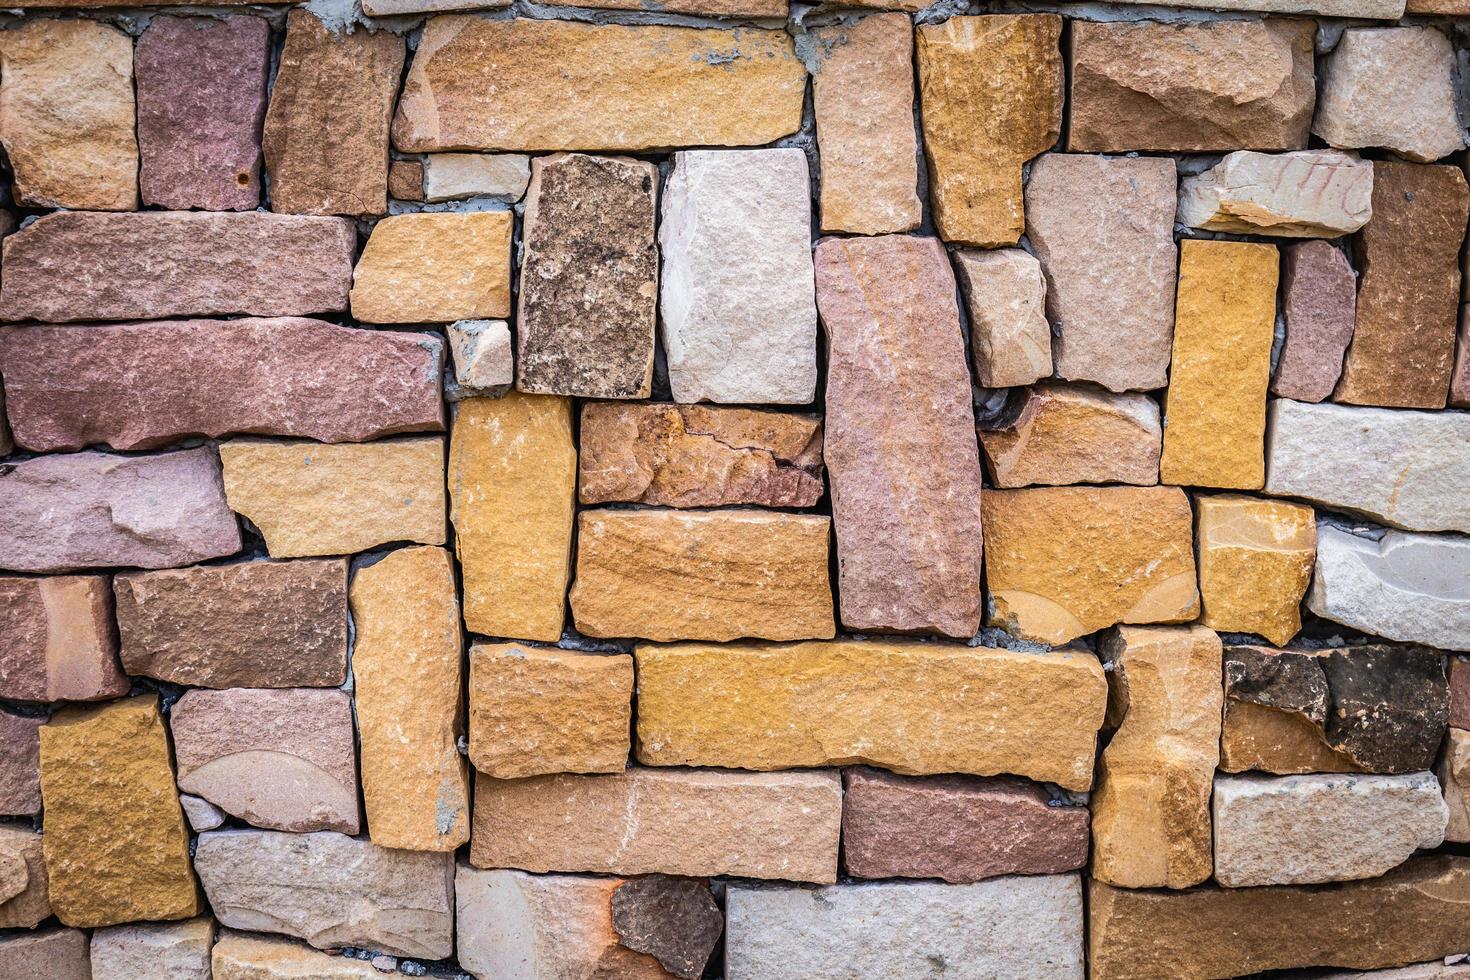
(634, 641, 1105, 790)
(980, 384, 1161, 488)
(0, 448, 241, 573)
(954, 248, 1051, 389)
(1, 574, 127, 702)
(0, 211, 355, 322)
(350, 211, 512, 323)
(470, 768, 842, 883)
(1272, 241, 1357, 402)
(211, 930, 381, 980)
(422, 153, 530, 203)
(1074, 0, 1402, 15)
(1196, 494, 1317, 646)
(1178, 150, 1373, 237)
(725, 876, 1084, 980)
(842, 768, 1088, 883)
(0, 825, 49, 929)
(553, 0, 783, 11)
(0, 710, 42, 816)
(0, 319, 443, 452)
(1442, 729, 1470, 843)
(194, 830, 453, 959)
(219, 437, 446, 558)
(90, 918, 214, 980)
(393, 18, 805, 152)
(0, 929, 90, 980)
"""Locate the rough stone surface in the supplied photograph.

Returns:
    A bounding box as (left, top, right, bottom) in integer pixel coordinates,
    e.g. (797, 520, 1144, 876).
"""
(517, 153, 658, 399)
(1454, 307, 1470, 408)
(570, 509, 834, 642)
(448, 320, 513, 396)
(0, 211, 355, 322)
(812, 14, 921, 236)
(578, 402, 823, 508)
(725, 876, 1084, 980)
(1161, 239, 1278, 490)
(1084, 0, 1402, 12)
(114, 558, 347, 688)
(393, 18, 805, 152)
(611, 876, 722, 980)
(90, 918, 214, 980)
(1178, 149, 1373, 237)
(220, 437, 446, 558)
(1321, 644, 1451, 773)
(422, 153, 530, 202)
(660, 149, 818, 404)
(916, 15, 1062, 247)
(842, 768, 1088, 883)
(816, 234, 983, 637)
(179, 795, 225, 833)
(349, 546, 469, 852)
(1213, 772, 1447, 887)
(979, 384, 1161, 488)
(39, 696, 199, 928)
(1196, 494, 1316, 645)
(1068, 19, 1316, 152)
(635, 641, 1105, 790)
(137, 15, 270, 211)
(171, 687, 359, 834)
(468, 643, 631, 779)
(1088, 857, 1470, 979)
(1273, 241, 1358, 401)
(470, 768, 842, 882)
(0, 319, 444, 452)
(195, 830, 453, 959)
(1441, 729, 1470, 842)
(449, 394, 576, 642)
(388, 159, 423, 201)
(954, 248, 1051, 389)
(1024, 153, 1177, 392)
(0, 929, 91, 980)
(350, 211, 512, 323)
(983, 486, 1199, 644)
(263, 11, 403, 217)
(0, 710, 42, 816)
(1452, 657, 1470, 730)
(0, 448, 241, 573)
(0, 19, 137, 211)
(1335, 162, 1468, 409)
(0, 825, 50, 929)
(556, 0, 781, 11)
(0, 574, 127, 702)
(211, 930, 382, 980)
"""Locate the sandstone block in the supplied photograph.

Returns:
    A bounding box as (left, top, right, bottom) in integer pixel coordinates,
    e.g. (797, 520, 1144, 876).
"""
(137, 15, 270, 211)
(570, 509, 834, 642)
(40, 696, 199, 927)
(90, 918, 214, 980)
(816, 234, 983, 637)
(0, 929, 90, 980)
(0, 448, 241, 573)
(1196, 494, 1316, 645)
(1069, 19, 1315, 152)
(842, 768, 1088, 883)
(349, 546, 468, 851)
(1454, 307, 1470, 408)
(1273, 241, 1357, 402)
(660, 149, 818, 404)
(194, 830, 453, 959)
(0, 19, 137, 211)
(954, 248, 1051, 389)
(554, 0, 782, 11)
(1078, 0, 1401, 12)
(448, 320, 513, 397)
(180, 795, 225, 833)
(469, 643, 631, 779)
(916, 15, 1062, 247)
(393, 18, 804, 152)
(388, 159, 423, 201)
(0, 825, 50, 929)
(979, 384, 1161, 488)
(983, 486, 1198, 644)
(1179, 149, 1373, 237)
(350, 211, 512, 323)
(422, 153, 530, 203)
(220, 437, 445, 558)
(611, 876, 723, 980)
(517, 153, 658, 399)
(1024, 153, 1177, 392)
(1441, 729, 1470, 842)
(211, 930, 381, 980)
(0, 211, 355, 323)
(449, 394, 576, 641)
(635, 641, 1105, 790)
(470, 768, 842, 882)
(0, 710, 42, 816)
(361, 0, 510, 12)
(1, 574, 127, 702)
(812, 15, 921, 236)
(0, 319, 444, 452)
(0, 381, 9, 457)
(1452, 656, 1470, 730)
(578, 402, 823, 509)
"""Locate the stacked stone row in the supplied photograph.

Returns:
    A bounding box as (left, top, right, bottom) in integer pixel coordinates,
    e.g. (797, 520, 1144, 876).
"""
(0, 0, 1469, 978)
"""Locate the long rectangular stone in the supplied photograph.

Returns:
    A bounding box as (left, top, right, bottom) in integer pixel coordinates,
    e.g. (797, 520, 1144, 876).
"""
(350, 211, 512, 323)
(634, 641, 1106, 790)
(0, 319, 443, 452)
(211, 931, 381, 980)
(0, 211, 355, 323)
(392, 17, 805, 152)
(0, 929, 90, 980)
(815, 234, 983, 637)
(470, 768, 841, 882)
(1081, 0, 1401, 13)
(1, 575, 127, 703)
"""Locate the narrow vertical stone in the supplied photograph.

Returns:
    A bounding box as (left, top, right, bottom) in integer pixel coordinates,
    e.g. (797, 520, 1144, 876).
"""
(954, 248, 1052, 389)
(1272, 241, 1357, 403)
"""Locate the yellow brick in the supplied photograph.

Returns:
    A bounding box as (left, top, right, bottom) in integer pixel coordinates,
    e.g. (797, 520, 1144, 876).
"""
(1196, 493, 1316, 646)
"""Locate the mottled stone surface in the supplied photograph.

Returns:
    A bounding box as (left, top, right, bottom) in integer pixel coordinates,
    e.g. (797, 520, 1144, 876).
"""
(393, 18, 805, 152)
(0, 448, 240, 573)
(0, 710, 42, 816)
(816, 234, 983, 637)
(842, 768, 1088, 883)
(578, 402, 823, 508)
(211, 930, 381, 980)
(660, 149, 818, 404)
(517, 153, 658, 399)
(422, 153, 530, 202)
(611, 876, 722, 980)
(388, 159, 423, 201)
(980, 384, 1161, 488)
(470, 768, 842, 882)
(955, 248, 1051, 389)
(1069, 19, 1315, 152)
(0, 825, 49, 928)
(137, 15, 270, 211)
(1196, 494, 1316, 646)
(1086, 0, 1401, 12)
(0, 574, 126, 702)
(1322, 644, 1451, 773)
(916, 15, 1062, 247)
(0, 929, 90, 980)
(1452, 657, 1470, 730)
(1273, 241, 1358, 401)
(1025, 153, 1177, 392)
(0, 319, 443, 452)
(448, 320, 513, 396)
(90, 918, 214, 980)
(1178, 149, 1373, 237)
(0, 211, 355, 322)
(1336, 162, 1468, 409)
(1442, 729, 1470, 842)
(350, 211, 512, 323)
(114, 559, 347, 688)
(1454, 307, 1470, 408)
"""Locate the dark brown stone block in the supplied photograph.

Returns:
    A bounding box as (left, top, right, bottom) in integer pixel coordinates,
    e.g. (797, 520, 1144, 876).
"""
(610, 876, 723, 980)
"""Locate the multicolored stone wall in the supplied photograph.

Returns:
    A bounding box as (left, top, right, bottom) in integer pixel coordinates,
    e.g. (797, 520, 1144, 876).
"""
(0, 0, 1469, 975)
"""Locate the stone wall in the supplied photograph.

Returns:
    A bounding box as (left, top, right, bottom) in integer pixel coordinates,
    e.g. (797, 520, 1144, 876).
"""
(0, 0, 1468, 976)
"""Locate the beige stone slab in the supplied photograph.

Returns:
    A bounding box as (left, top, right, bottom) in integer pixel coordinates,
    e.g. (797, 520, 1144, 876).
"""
(350, 211, 512, 323)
